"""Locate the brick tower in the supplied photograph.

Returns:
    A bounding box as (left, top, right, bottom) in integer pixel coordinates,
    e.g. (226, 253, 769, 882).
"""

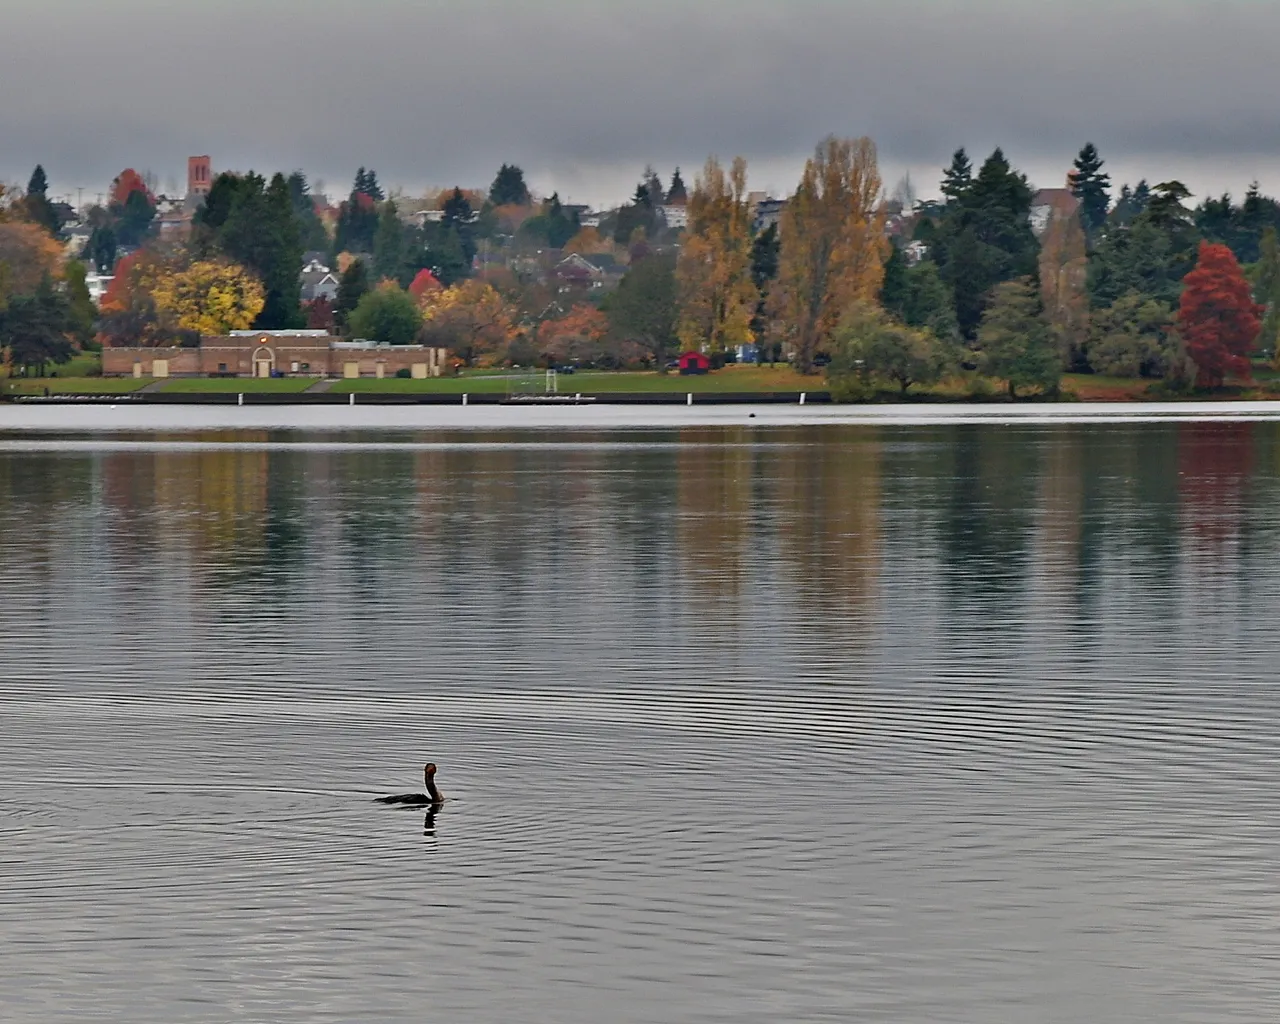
(187, 156, 212, 197)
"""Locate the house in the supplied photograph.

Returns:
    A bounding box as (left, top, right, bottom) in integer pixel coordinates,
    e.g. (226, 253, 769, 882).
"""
(1030, 188, 1079, 239)
(752, 197, 786, 234)
(300, 259, 340, 302)
(551, 252, 624, 293)
(678, 350, 711, 375)
(660, 204, 689, 230)
(85, 272, 114, 304)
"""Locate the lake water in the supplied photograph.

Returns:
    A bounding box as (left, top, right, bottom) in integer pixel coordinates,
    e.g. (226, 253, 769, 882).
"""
(3, 421, 1280, 1023)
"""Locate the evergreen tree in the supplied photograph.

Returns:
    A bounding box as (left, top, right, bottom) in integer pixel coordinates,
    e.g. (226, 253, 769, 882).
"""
(334, 259, 370, 333)
(287, 171, 329, 252)
(902, 261, 960, 342)
(257, 173, 304, 328)
(114, 189, 156, 247)
(353, 168, 383, 201)
(201, 172, 302, 329)
(1070, 143, 1111, 241)
(666, 168, 688, 204)
(85, 225, 117, 273)
(930, 148, 1038, 339)
(0, 274, 74, 376)
(1255, 227, 1280, 357)
(977, 276, 1059, 397)
(441, 188, 476, 265)
(373, 201, 406, 282)
(941, 148, 973, 203)
(880, 244, 910, 314)
(607, 253, 678, 370)
(488, 164, 531, 207)
(24, 165, 60, 235)
(749, 222, 780, 344)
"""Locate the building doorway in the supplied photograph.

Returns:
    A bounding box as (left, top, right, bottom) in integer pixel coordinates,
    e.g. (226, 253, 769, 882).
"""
(254, 348, 275, 378)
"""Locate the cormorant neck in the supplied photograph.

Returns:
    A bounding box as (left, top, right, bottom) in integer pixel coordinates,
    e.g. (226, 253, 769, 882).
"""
(426, 778, 442, 802)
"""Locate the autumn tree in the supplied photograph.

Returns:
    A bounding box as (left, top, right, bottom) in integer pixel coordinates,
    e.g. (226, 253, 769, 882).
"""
(1178, 241, 1263, 387)
(408, 268, 442, 302)
(149, 261, 266, 335)
(1038, 196, 1090, 368)
(676, 155, 757, 354)
(977, 277, 1060, 397)
(348, 282, 423, 345)
(0, 221, 65, 295)
(537, 304, 610, 365)
(772, 136, 886, 371)
(419, 280, 515, 364)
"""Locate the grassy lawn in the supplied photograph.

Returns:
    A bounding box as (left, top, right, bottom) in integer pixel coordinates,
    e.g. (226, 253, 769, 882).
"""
(333, 365, 822, 394)
(159, 377, 317, 394)
(330, 375, 516, 395)
(3, 376, 150, 396)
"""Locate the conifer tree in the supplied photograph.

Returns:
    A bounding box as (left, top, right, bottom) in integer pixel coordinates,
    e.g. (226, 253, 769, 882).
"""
(941, 149, 972, 203)
(488, 164, 531, 207)
(977, 277, 1059, 397)
(373, 201, 406, 282)
(666, 169, 688, 204)
(1070, 143, 1111, 241)
(334, 259, 370, 332)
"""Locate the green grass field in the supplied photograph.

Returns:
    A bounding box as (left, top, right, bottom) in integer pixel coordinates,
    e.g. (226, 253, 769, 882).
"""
(158, 377, 317, 394)
(3, 377, 149, 395)
(331, 365, 821, 395)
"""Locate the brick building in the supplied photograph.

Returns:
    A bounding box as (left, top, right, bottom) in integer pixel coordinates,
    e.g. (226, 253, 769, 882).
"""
(103, 331, 450, 379)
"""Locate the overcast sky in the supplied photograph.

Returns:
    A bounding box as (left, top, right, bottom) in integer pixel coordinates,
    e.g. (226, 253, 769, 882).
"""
(5, 0, 1279, 209)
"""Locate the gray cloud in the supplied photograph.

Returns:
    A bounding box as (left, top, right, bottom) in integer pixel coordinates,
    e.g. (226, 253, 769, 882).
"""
(4, 0, 1280, 207)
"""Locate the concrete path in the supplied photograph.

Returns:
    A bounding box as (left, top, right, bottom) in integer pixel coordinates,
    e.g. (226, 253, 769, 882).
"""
(305, 378, 336, 394)
(135, 379, 170, 394)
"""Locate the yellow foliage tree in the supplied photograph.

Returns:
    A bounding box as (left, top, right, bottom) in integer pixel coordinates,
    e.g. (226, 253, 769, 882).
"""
(772, 136, 887, 371)
(676, 156, 757, 354)
(150, 261, 265, 335)
(420, 280, 516, 365)
(563, 227, 614, 255)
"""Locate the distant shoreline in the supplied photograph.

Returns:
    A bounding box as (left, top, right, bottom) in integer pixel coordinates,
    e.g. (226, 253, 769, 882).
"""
(5, 400, 1280, 436)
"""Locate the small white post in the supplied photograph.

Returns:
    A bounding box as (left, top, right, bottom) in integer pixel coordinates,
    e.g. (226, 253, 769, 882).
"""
(463, 393, 469, 407)
(687, 393, 693, 406)
(800, 392, 807, 406)
(237, 393, 244, 407)
(349, 393, 355, 406)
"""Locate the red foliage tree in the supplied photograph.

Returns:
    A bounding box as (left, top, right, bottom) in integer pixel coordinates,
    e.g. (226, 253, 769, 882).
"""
(110, 168, 151, 206)
(1178, 241, 1263, 387)
(303, 297, 336, 332)
(408, 268, 441, 301)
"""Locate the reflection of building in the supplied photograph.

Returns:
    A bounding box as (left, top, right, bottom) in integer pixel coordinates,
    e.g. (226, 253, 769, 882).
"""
(103, 331, 450, 379)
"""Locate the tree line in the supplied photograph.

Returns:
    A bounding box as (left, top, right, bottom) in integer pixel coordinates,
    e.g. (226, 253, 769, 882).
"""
(0, 142, 1275, 390)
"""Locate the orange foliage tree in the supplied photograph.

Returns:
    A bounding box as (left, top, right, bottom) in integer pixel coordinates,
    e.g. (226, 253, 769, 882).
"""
(419, 280, 516, 365)
(1178, 241, 1263, 387)
(536, 305, 609, 365)
(0, 221, 65, 296)
(111, 169, 151, 206)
